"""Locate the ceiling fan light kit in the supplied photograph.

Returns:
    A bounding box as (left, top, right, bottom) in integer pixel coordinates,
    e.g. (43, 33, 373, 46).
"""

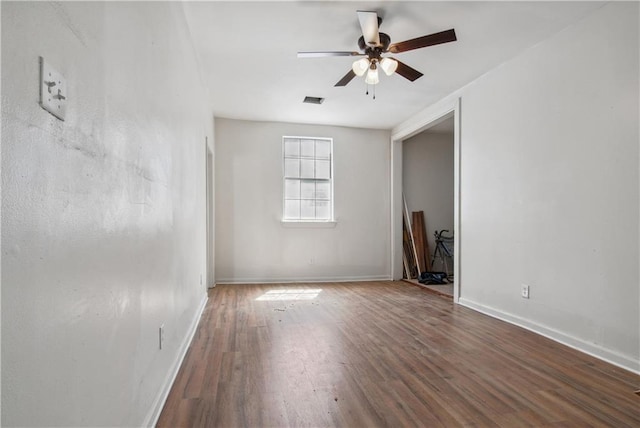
(365, 66, 379, 85)
(298, 10, 457, 93)
(352, 57, 369, 76)
(380, 57, 398, 76)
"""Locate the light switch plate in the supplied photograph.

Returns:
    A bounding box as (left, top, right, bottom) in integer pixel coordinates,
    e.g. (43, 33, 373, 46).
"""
(39, 57, 66, 120)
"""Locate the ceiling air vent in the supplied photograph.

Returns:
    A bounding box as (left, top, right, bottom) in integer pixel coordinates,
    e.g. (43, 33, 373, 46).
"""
(303, 96, 324, 105)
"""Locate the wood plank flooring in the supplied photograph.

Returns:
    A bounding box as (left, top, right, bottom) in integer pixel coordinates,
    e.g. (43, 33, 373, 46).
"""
(157, 281, 640, 427)
(404, 278, 454, 298)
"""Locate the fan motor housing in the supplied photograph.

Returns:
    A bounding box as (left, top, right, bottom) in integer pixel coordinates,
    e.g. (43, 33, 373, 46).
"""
(358, 33, 391, 53)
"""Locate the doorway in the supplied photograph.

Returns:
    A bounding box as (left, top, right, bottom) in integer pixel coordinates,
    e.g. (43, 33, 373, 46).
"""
(391, 98, 462, 303)
(206, 140, 215, 289)
(402, 116, 454, 297)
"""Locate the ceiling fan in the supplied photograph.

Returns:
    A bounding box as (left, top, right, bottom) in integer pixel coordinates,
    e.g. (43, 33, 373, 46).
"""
(298, 10, 457, 87)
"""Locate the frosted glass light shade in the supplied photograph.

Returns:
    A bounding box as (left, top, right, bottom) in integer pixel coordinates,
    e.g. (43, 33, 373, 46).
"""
(352, 58, 369, 76)
(365, 67, 379, 85)
(380, 57, 398, 76)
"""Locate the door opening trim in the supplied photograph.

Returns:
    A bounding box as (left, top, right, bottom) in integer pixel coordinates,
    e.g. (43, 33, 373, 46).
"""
(390, 97, 461, 302)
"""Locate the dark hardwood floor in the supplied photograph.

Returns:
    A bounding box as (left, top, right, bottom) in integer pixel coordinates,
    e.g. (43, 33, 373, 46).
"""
(404, 278, 454, 298)
(157, 281, 640, 427)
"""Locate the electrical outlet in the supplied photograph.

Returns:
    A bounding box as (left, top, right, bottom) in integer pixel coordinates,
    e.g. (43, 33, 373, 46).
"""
(200, 274, 203, 285)
(521, 284, 530, 299)
(39, 57, 67, 120)
(159, 324, 165, 350)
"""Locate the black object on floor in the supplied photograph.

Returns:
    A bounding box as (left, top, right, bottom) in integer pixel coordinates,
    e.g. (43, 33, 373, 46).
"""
(418, 271, 448, 284)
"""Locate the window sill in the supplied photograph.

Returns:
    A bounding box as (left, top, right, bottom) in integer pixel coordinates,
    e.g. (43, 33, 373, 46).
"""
(281, 220, 337, 228)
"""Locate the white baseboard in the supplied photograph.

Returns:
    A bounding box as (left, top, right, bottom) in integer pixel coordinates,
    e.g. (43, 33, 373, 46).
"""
(143, 294, 209, 427)
(215, 275, 392, 285)
(458, 297, 640, 375)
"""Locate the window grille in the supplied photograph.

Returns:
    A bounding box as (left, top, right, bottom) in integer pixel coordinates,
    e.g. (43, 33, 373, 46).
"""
(283, 137, 333, 221)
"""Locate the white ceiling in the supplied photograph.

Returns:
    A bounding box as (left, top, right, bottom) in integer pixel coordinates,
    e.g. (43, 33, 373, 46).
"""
(183, 1, 605, 130)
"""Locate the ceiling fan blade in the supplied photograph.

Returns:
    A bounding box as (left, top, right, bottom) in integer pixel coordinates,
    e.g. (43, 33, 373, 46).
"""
(388, 29, 457, 54)
(394, 60, 424, 82)
(357, 10, 380, 47)
(298, 51, 363, 58)
(334, 69, 357, 87)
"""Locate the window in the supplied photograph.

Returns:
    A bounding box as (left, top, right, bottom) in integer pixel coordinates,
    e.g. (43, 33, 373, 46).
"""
(283, 136, 333, 221)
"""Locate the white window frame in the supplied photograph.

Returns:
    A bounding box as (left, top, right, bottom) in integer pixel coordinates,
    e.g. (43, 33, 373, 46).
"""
(282, 136, 335, 225)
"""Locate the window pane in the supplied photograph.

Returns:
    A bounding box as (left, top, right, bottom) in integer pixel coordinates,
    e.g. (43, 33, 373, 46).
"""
(284, 179, 300, 199)
(300, 199, 315, 219)
(316, 181, 330, 200)
(284, 199, 300, 219)
(284, 159, 300, 178)
(315, 200, 330, 220)
(300, 159, 314, 178)
(283, 137, 332, 221)
(300, 139, 315, 158)
(316, 159, 330, 179)
(300, 180, 315, 199)
(315, 140, 330, 159)
(284, 139, 300, 157)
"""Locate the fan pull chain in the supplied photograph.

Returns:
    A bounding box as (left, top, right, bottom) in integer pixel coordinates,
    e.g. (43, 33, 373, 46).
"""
(364, 84, 376, 100)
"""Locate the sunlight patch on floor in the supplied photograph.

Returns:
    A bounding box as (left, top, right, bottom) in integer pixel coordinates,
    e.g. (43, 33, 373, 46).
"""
(255, 289, 322, 301)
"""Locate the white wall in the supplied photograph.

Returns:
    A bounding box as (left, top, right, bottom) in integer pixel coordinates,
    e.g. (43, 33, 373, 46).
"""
(394, 2, 639, 372)
(403, 130, 454, 256)
(1, 2, 213, 425)
(215, 118, 391, 283)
